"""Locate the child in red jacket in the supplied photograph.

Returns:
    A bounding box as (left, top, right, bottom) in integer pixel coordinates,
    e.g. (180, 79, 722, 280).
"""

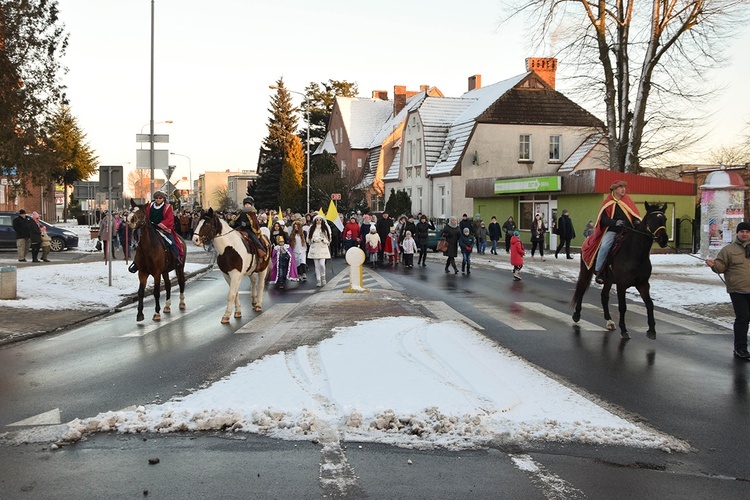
(510, 230, 525, 281)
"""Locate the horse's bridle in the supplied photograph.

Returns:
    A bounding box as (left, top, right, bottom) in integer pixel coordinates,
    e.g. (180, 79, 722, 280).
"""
(629, 212, 667, 240)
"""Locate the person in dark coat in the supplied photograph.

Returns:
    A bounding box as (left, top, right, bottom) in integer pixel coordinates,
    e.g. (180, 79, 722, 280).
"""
(415, 214, 435, 267)
(555, 209, 576, 259)
(440, 216, 461, 274)
(530, 213, 547, 260)
(12, 209, 31, 261)
(488, 216, 502, 255)
(501, 216, 517, 253)
(29, 211, 43, 263)
(376, 212, 392, 263)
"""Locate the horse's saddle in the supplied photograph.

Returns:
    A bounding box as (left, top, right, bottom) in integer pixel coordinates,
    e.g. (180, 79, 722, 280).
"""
(238, 230, 270, 261)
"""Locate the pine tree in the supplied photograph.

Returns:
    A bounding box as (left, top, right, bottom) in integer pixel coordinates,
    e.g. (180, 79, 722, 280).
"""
(254, 78, 298, 210)
(0, 0, 68, 185)
(303, 80, 358, 151)
(279, 134, 304, 211)
(47, 105, 98, 221)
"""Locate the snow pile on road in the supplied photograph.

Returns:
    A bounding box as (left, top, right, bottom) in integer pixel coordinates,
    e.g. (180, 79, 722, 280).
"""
(16, 317, 687, 452)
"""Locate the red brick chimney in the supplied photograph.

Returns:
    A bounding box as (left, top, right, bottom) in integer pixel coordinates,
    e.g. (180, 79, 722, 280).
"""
(468, 74, 482, 91)
(420, 85, 430, 92)
(371, 90, 388, 100)
(394, 85, 407, 115)
(525, 57, 557, 89)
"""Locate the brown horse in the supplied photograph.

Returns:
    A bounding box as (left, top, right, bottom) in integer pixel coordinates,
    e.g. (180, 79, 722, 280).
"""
(572, 202, 669, 339)
(192, 208, 270, 323)
(127, 199, 186, 322)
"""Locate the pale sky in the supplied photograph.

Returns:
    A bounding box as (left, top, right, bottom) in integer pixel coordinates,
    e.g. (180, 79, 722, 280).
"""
(58, 0, 750, 184)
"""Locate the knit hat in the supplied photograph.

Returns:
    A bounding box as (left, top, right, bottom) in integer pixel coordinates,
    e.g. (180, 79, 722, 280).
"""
(737, 221, 750, 233)
(513, 230, 519, 237)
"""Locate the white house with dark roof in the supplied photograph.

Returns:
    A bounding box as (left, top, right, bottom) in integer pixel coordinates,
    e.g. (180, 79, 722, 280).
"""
(384, 58, 606, 219)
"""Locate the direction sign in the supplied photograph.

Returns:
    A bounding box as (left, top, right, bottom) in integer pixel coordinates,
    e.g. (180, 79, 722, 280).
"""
(331, 193, 341, 200)
(136, 133, 170, 143)
(494, 176, 561, 194)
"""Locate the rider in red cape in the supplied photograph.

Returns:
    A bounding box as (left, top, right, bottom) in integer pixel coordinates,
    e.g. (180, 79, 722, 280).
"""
(145, 190, 184, 264)
(581, 180, 640, 282)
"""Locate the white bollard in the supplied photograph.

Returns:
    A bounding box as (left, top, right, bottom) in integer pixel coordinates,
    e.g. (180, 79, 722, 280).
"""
(343, 247, 368, 293)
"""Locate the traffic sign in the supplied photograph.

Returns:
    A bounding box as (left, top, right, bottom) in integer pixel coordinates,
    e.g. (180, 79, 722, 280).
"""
(331, 193, 341, 200)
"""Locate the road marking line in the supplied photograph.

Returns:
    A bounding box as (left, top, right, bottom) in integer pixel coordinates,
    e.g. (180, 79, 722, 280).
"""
(120, 305, 207, 337)
(424, 301, 484, 330)
(8, 408, 61, 427)
(235, 303, 297, 334)
(474, 304, 543, 330)
(516, 302, 601, 330)
(510, 453, 586, 500)
(581, 303, 725, 335)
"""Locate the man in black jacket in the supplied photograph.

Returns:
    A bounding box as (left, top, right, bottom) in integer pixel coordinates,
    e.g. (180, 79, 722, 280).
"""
(12, 210, 31, 262)
(376, 212, 392, 264)
(554, 210, 576, 259)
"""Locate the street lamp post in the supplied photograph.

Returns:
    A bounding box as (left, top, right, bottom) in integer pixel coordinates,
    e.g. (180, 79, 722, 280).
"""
(269, 85, 310, 213)
(170, 152, 192, 206)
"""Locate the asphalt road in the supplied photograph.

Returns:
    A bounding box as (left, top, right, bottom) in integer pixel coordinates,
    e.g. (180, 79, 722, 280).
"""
(0, 253, 748, 499)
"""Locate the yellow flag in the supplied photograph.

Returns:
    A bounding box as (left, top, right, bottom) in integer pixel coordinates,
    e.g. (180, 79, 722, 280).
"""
(326, 200, 345, 232)
(318, 207, 325, 217)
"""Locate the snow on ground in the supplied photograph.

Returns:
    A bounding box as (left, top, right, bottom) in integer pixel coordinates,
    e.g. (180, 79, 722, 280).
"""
(1, 224, 721, 451)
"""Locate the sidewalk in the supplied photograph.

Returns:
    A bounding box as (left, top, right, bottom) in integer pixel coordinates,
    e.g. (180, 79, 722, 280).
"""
(0, 247, 216, 346)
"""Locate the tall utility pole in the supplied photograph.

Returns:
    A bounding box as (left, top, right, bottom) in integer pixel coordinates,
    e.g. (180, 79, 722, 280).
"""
(149, 0, 155, 197)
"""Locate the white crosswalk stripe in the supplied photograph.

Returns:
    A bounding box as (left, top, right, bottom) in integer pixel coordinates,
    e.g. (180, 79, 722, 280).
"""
(582, 303, 726, 334)
(515, 302, 602, 331)
(424, 301, 485, 330)
(235, 303, 298, 334)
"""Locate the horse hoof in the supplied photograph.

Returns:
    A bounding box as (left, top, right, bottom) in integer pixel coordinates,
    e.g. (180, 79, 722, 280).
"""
(179, 303, 186, 310)
(153, 314, 161, 322)
(572, 312, 580, 323)
(163, 306, 171, 314)
(234, 311, 242, 318)
(606, 321, 616, 331)
(221, 316, 230, 324)
(620, 331, 631, 339)
(254, 306, 262, 312)
(647, 330, 656, 340)
(137, 314, 144, 322)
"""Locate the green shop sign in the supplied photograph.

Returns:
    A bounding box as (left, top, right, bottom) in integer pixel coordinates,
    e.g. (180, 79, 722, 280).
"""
(494, 176, 561, 194)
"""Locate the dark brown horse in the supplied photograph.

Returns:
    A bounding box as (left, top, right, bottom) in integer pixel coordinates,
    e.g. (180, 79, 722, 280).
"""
(127, 199, 186, 322)
(572, 202, 669, 339)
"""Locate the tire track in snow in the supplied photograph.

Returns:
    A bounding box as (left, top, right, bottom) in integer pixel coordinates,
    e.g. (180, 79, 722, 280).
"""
(283, 347, 363, 497)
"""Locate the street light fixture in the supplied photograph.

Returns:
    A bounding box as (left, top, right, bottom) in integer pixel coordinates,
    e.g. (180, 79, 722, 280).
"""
(170, 152, 193, 206)
(269, 85, 310, 213)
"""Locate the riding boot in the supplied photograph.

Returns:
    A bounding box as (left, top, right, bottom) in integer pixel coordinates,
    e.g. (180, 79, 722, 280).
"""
(595, 268, 606, 284)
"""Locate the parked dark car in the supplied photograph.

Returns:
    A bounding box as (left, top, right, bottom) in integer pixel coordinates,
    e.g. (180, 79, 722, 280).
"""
(0, 212, 79, 252)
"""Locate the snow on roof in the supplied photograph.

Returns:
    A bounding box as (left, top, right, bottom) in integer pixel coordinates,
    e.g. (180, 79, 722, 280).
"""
(418, 97, 475, 169)
(313, 130, 336, 156)
(382, 147, 401, 181)
(337, 97, 394, 149)
(367, 92, 428, 149)
(558, 133, 605, 173)
(429, 73, 530, 176)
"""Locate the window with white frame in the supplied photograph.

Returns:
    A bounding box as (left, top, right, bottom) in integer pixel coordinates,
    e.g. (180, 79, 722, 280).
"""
(357, 158, 362, 168)
(519, 134, 531, 160)
(417, 187, 423, 213)
(416, 138, 422, 165)
(439, 185, 446, 216)
(407, 141, 413, 166)
(549, 135, 561, 161)
(341, 159, 346, 176)
(339, 127, 343, 144)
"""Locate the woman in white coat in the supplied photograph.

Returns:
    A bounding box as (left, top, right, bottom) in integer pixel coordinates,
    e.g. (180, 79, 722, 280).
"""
(307, 215, 331, 287)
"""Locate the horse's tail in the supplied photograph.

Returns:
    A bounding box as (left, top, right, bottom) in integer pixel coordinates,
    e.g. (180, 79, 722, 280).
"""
(570, 261, 593, 308)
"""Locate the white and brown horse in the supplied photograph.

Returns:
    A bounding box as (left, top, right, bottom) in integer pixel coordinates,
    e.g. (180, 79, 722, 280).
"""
(193, 208, 270, 323)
